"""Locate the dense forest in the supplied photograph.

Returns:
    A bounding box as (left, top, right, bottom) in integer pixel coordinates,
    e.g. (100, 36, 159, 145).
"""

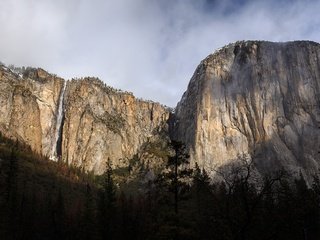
(0, 133, 319, 240)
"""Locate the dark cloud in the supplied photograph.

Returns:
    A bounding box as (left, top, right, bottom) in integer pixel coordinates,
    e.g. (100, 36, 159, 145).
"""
(0, 0, 319, 106)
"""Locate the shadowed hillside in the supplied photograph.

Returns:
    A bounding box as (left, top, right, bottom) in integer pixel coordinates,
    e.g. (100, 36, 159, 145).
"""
(0, 133, 320, 239)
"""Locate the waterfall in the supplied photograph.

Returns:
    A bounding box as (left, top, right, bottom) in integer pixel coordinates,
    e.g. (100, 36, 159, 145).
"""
(50, 81, 66, 161)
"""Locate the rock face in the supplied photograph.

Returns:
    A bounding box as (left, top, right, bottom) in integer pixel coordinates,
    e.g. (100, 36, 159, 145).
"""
(1, 40, 320, 177)
(0, 66, 170, 174)
(62, 78, 169, 173)
(174, 41, 320, 178)
(0, 66, 64, 155)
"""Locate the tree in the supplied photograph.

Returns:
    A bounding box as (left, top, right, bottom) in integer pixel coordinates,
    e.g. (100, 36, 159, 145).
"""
(192, 163, 214, 239)
(150, 141, 193, 239)
(5, 148, 19, 239)
(192, 162, 211, 217)
(99, 158, 117, 239)
(81, 183, 98, 240)
(294, 172, 319, 240)
(52, 188, 66, 239)
(167, 140, 192, 214)
(6, 148, 18, 205)
(214, 156, 285, 240)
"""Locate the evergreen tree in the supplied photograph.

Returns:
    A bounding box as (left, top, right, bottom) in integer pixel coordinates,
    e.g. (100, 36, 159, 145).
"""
(6, 148, 18, 205)
(166, 140, 192, 214)
(192, 163, 213, 239)
(6, 148, 19, 239)
(99, 158, 117, 239)
(295, 172, 319, 240)
(81, 184, 98, 240)
(151, 141, 194, 239)
(53, 188, 67, 239)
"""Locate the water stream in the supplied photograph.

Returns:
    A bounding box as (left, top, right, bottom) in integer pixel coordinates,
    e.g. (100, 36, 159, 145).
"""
(50, 81, 66, 161)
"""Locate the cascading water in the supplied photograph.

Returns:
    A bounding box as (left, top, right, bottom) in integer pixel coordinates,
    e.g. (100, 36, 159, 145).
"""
(50, 81, 66, 161)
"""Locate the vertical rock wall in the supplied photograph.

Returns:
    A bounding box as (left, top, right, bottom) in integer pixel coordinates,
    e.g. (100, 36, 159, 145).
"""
(0, 68, 170, 174)
(1, 40, 320, 177)
(174, 41, 320, 177)
(62, 78, 170, 174)
(0, 66, 63, 155)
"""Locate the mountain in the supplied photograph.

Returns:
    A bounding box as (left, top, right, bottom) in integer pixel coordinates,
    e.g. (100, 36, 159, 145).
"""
(1, 40, 320, 240)
(0, 66, 170, 174)
(0, 40, 319, 178)
(174, 40, 320, 178)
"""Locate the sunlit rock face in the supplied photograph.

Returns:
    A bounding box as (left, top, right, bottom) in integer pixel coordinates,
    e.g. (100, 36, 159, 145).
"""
(0, 67, 170, 174)
(62, 78, 170, 173)
(0, 66, 64, 156)
(1, 40, 320, 177)
(174, 41, 320, 177)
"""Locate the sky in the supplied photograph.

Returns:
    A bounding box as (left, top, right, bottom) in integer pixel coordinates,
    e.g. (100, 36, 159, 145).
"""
(0, 0, 319, 107)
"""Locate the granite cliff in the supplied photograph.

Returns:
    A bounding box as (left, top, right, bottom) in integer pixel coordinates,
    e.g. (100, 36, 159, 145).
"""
(174, 41, 320, 178)
(0, 66, 64, 156)
(0, 66, 170, 174)
(0, 40, 319, 177)
(62, 78, 170, 173)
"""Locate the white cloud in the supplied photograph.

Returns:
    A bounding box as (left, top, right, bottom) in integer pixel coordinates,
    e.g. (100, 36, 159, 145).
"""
(0, 0, 319, 106)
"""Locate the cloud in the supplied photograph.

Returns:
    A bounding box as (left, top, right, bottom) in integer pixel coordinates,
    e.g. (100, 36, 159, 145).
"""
(0, 0, 319, 106)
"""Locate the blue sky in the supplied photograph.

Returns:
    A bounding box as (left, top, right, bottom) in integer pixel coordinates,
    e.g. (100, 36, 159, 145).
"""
(0, 0, 319, 106)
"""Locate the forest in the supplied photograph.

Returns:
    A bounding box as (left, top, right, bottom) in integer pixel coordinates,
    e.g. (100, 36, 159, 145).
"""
(0, 133, 319, 240)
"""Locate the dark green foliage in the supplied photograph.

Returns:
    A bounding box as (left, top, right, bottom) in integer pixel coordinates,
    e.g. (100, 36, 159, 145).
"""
(98, 158, 117, 239)
(165, 140, 193, 214)
(0, 132, 320, 240)
(0, 134, 98, 240)
(81, 184, 99, 240)
(52, 188, 67, 239)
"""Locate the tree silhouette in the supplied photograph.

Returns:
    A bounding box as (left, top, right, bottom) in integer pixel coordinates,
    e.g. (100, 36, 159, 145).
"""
(81, 184, 98, 240)
(167, 140, 192, 214)
(99, 158, 117, 239)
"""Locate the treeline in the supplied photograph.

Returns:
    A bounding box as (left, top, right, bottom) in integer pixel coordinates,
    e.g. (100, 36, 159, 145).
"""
(0, 136, 320, 239)
(0, 133, 99, 240)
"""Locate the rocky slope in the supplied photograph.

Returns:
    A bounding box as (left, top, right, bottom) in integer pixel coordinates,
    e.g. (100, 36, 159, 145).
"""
(174, 41, 320, 178)
(0, 66, 170, 174)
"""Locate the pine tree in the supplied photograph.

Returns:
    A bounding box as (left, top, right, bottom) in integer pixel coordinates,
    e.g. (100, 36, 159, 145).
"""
(81, 184, 98, 240)
(99, 158, 116, 239)
(6, 148, 18, 205)
(167, 140, 192, 214)
(6, 148, 19, 239)
(53, 188, 66, 239)
(192, 163, 213, 239)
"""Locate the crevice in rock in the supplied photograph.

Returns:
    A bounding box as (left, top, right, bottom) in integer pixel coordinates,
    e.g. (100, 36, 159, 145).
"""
(167, 111, 176, 140)
(150, 106, 154, 122)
